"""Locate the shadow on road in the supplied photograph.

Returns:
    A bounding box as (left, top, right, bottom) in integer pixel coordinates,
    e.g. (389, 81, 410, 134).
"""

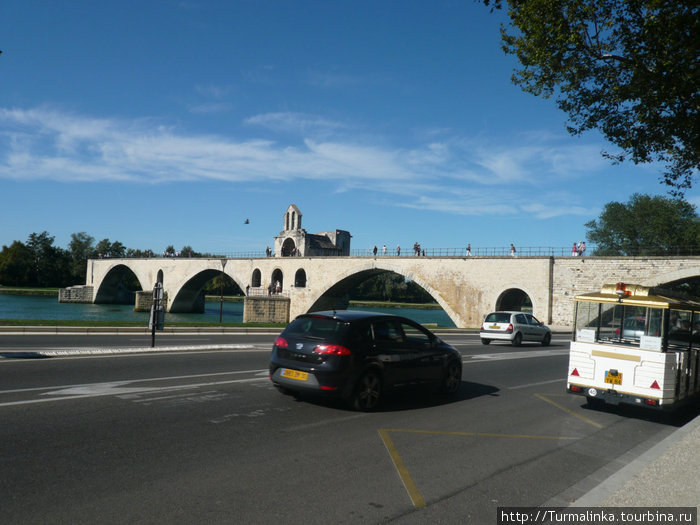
(580, 398, 700, 427)
(289, 380, 500, 412)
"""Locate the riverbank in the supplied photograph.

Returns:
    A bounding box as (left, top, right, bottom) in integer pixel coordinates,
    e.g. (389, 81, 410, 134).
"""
(0, 287, 59, 296)
(0, 289, 440, 310)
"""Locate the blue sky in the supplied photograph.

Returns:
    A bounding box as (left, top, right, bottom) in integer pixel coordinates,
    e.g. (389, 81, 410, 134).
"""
(0, 1, 689, 256)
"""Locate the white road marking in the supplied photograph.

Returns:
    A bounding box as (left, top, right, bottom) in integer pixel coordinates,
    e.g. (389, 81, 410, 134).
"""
(0, 369, 269, 407)
(510, 378, 566, 390)
(464, 349, 569, 362)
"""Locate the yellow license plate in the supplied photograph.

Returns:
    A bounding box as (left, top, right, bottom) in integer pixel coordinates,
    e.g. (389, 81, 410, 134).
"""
(490, 324, 500, 329)
(281, 368, 308, 381)
(604, 371, 622, 385)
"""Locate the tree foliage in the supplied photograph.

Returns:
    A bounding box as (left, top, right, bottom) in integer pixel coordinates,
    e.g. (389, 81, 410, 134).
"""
(482, 0, 699, 193)
(585, 193, 700, 255)
(350, 273, 435, 303)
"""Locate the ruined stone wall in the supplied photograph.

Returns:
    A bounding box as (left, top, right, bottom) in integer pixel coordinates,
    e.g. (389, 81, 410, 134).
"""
(58, 285, 94, 303)
(243, 296, 290, 324)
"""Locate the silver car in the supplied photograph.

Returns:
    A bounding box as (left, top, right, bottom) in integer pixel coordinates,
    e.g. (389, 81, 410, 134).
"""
(480, 311, 551, 346)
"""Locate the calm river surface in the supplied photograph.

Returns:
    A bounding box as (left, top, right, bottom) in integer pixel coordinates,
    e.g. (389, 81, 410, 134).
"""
(0, 294, 456, 327)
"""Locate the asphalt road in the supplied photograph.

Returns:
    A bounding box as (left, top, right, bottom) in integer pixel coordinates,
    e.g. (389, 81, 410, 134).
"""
(2, 332, 697, 524)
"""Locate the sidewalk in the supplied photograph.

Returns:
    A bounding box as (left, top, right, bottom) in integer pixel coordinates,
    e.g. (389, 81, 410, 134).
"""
(571, 412, 700, 509)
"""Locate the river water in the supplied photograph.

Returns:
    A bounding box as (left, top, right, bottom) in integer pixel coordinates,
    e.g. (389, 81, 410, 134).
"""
(0, 294, 456, 327)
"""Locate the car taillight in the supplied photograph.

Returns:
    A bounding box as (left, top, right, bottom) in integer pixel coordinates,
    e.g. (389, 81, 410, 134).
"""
(313, 344, 352, 356)
(274, 336, 288, 348)
(506, 323, 513, 333)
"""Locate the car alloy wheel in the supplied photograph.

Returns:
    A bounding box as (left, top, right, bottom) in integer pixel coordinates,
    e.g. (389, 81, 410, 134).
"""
(512, 333, 522, 346)
(541, 332, 551, 346)
(441, 360, 462, 395)
(481, 338, 491, 345)
(352, 370, 382, 411)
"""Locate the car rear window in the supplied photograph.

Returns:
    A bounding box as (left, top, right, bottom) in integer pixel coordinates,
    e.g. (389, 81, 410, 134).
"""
(485, 313, 511, 323)
(283, 316, 349, 342)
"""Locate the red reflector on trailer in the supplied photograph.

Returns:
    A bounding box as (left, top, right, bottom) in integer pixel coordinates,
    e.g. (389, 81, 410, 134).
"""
(645, 399, 659, 406)
(320, 385, 337, 391)
(570, 385, 583, 392)
(650, 380, 660, 389)
(571, 368, 580, 377)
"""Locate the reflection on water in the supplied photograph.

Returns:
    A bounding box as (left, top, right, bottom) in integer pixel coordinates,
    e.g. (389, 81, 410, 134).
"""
(0, 294, 456, 327)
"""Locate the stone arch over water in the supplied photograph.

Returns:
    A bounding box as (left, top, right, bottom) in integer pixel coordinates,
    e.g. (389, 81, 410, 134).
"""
(94, 264, 143, 304)
(304, 263, 461, 326)
(169, 269, 245, 313)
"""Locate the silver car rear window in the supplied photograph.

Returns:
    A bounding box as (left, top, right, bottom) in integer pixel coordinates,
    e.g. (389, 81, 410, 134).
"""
(484, 313, 511, 323)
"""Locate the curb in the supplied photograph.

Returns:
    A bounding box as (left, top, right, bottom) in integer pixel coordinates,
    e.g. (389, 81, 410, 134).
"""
(571, 413, 700, 508)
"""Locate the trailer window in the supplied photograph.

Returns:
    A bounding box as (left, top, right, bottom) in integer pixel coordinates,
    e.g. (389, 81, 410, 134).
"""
(577, 302, 664, 347)
(669, 309, 692, 350)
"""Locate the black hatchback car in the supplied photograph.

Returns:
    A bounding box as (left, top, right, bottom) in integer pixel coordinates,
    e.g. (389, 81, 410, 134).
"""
(269, 310, 463, 410)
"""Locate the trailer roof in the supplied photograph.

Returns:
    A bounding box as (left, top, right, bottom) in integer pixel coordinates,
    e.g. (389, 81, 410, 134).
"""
(574, 283, 700, 310)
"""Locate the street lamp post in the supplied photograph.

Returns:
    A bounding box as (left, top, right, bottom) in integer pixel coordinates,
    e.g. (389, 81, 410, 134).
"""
(219, 258, 227, 323)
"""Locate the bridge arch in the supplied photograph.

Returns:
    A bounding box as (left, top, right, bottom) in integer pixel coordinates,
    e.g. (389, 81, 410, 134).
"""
(94, 264, 144, 304)
(644, 268, 700, 288)
(294, 268, 307, 288)
(495, 288, 533, 312)
(271, 268, 284, 292)
(169, 269, 245, 313)
(251, 269, 261, 288)
(304, 262, 462, 326)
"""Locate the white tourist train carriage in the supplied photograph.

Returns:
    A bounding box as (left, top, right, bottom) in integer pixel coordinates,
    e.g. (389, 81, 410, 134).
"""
(567, 282, 700, 409)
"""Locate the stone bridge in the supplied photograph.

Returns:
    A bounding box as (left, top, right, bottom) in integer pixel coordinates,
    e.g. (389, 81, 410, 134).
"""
(63, 255, 700, 328)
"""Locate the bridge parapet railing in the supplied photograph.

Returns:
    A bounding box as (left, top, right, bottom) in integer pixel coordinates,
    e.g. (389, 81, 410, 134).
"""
(246, 287, 290, 297)
(94, 246, 700, 260)
(351, 246, 576, 257)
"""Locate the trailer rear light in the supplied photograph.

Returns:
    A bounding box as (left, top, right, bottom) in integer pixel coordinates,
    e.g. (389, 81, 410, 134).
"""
(320, 385, 338, 391)
(571, 368, 580, 377)
(506, 323, 513, 333)
(650, 380, 660, 389)
(569, 385, 583, 392)
(313, 344, 352, 356)
(274, 336, 288, 348)
(645, 398, 659, 406)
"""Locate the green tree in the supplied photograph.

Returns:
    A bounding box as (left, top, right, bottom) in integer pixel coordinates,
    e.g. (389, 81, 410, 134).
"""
(68, 232, 95, 284)
(0, 241, 33, 286)
(585, 193, 700, 255)
(26, 231, 70, 287)
(95, 238, 127, 258)
(351, 273, 435, 303)
(483, 0, 699, 193)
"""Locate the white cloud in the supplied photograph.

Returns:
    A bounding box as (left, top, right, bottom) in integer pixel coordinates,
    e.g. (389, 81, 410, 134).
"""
(0, 106, 614, 219)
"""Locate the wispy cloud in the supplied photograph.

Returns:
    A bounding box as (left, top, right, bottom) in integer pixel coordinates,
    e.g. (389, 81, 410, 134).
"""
(245, 112, 347, 136)
(0, 107, 610, 218)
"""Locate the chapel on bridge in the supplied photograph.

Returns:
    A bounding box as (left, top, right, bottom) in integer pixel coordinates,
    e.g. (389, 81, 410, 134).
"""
(273, 204, 351, 257)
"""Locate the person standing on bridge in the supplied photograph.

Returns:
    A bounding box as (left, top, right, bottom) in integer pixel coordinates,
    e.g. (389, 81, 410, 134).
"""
(466, 244, 472, 256)
(373, 245, 378, 256)
(382, 244, 387, 256)
(396, 244, 401, 256)
(510, 244, 516, 256)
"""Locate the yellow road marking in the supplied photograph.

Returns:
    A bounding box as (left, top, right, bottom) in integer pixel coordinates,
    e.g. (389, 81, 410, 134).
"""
(535, 393, 604, 429)
(378, 428, 578, 509)
(378, 429, 426, 509)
